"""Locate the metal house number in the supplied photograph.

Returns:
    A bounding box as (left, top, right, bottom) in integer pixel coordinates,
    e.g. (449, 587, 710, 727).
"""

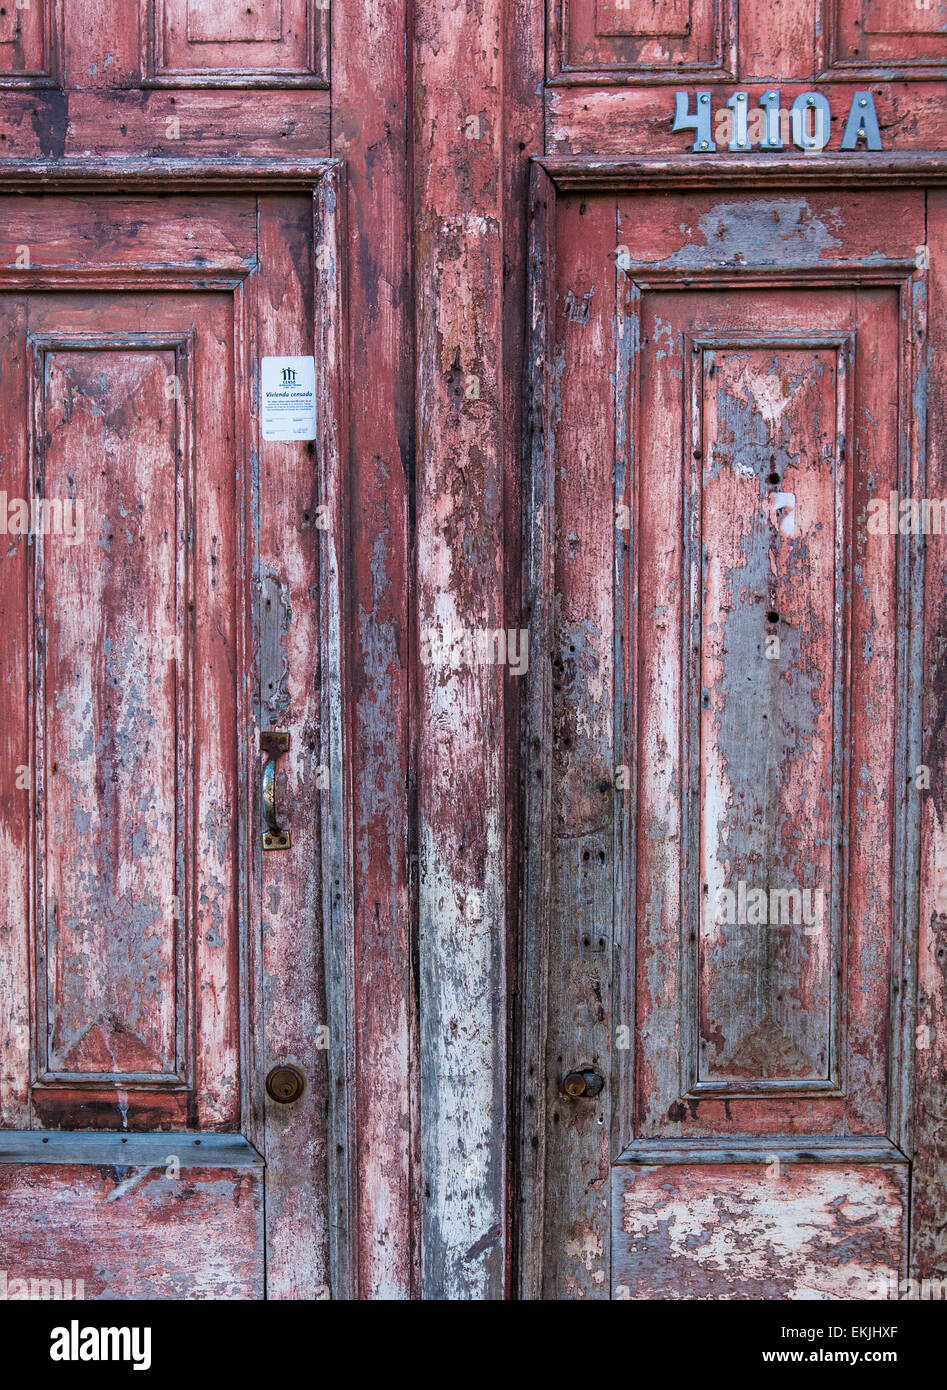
(672, 89, 883, 153)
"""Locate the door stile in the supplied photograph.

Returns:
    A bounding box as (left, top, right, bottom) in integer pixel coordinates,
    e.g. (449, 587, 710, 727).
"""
(313, 164, 358, 1303)
(912, 189, 947, 1285)
(517, 161, 558, 1301)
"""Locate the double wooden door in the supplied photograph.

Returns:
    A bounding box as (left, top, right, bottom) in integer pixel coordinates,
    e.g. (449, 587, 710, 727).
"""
(0, 0, 946, 1303)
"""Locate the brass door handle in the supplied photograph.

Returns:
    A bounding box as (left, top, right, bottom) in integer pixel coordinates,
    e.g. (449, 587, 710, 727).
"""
(261, 730, 291, 850)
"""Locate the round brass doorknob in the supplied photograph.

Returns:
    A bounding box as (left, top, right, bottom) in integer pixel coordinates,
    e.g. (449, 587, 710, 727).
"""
(562, 1069, 605, 1099)
(266, 1063, 306, 1104)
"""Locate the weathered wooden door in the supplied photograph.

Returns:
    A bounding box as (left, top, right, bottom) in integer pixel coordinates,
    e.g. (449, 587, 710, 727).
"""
(520, 171, 947, 1297)
(0, 185, 348, 1299)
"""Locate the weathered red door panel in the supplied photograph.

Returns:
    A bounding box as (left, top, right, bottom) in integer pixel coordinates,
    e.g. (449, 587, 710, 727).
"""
(0, 0, 945, 1308)
(0, 1160, 265, 1300)
(612, 1163, 908, 1300)
(636, 283, 900, 1141)
(521, 182, 932, 1298)
(24, 297, 240, 1134)
(0, 189, 343, 1298)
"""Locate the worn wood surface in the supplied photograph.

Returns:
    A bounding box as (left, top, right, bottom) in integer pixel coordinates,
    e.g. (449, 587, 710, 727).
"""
(0, 187, 343, 1298)
(505, 0, 546, 1305)
(332, 0, 415, 1303)
(548, 84, 947, 159)
(524, 181, 930, 1295)
(415, 0, 508, 1298)
(517, 163, 558, 1301)
(539, 194, 616, 1300)
(913, 189, 947, 1285)
(312, 166, 358, 1301)
(251, 193, 331, 1299)
(0, 1165, 264, 1298)
(14, 278, 243, 1135)
(613, 1163, 908, 1299)
(1, 0, 946, 1302)
(0, 1130, 263, 1165)
(696, 338, 840, 1092)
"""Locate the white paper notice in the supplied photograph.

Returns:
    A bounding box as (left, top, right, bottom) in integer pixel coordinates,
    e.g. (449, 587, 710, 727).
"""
(261, 356, 317, 441)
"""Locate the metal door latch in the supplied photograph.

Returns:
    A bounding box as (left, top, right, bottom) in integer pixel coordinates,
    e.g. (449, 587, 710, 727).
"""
(261, 730, 291, 850)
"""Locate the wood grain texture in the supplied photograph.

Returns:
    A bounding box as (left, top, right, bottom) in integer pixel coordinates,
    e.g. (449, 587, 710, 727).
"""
(516, 163, 557, 1301)
(313, 166, 358, 1302)
(251, 193, 331, 1299)
(740, 0, 816, 79)
(35, 343, 194, 1096)
(415, 0, 508, 1299)
(0, 194, 257, 271)
(0, 187, 343, 1300)
(504, 0, 546, 1304)
(613, 1163, 907, 1298)
(1, 0, 946, 1306)
(12, 286, 244, 1135)
(550, 0, 736, 80)
(695, 338, 842, 1094)
(526, 184, 927, 1296)
(332, 0, 416, 1302)
(824, 0, 947, 73)
(536, 194, 616, 1300)
(0, 294, 32, 1131)
(0, 1165, 264, 1298)
(149, 0, 327, 84)
(547, 84, 947, 159)
(0, 0, 56, 85)
(913, 189, 947, 1284)
(0, 1130, 263, 1165)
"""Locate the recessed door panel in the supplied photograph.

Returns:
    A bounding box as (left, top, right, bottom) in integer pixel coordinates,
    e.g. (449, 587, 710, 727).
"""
(25, 309, 240, 1134)
(636, 285, 900, 1141)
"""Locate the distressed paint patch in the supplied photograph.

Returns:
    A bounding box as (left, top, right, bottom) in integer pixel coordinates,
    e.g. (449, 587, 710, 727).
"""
(659, 199, 843, 269)
(613, 1165, 906, 1299)
(0, 1165, 263, 1299)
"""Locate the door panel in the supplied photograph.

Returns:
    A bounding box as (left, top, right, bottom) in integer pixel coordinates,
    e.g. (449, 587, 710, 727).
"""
(25, 302, 240, 1133)
(0, 1161, 264, 1299)
(522, 181, 930, 1298)
(612, 1162, 907, 1300)
(0, 189, 342, 1298)
(636, 286, 899, 1141)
